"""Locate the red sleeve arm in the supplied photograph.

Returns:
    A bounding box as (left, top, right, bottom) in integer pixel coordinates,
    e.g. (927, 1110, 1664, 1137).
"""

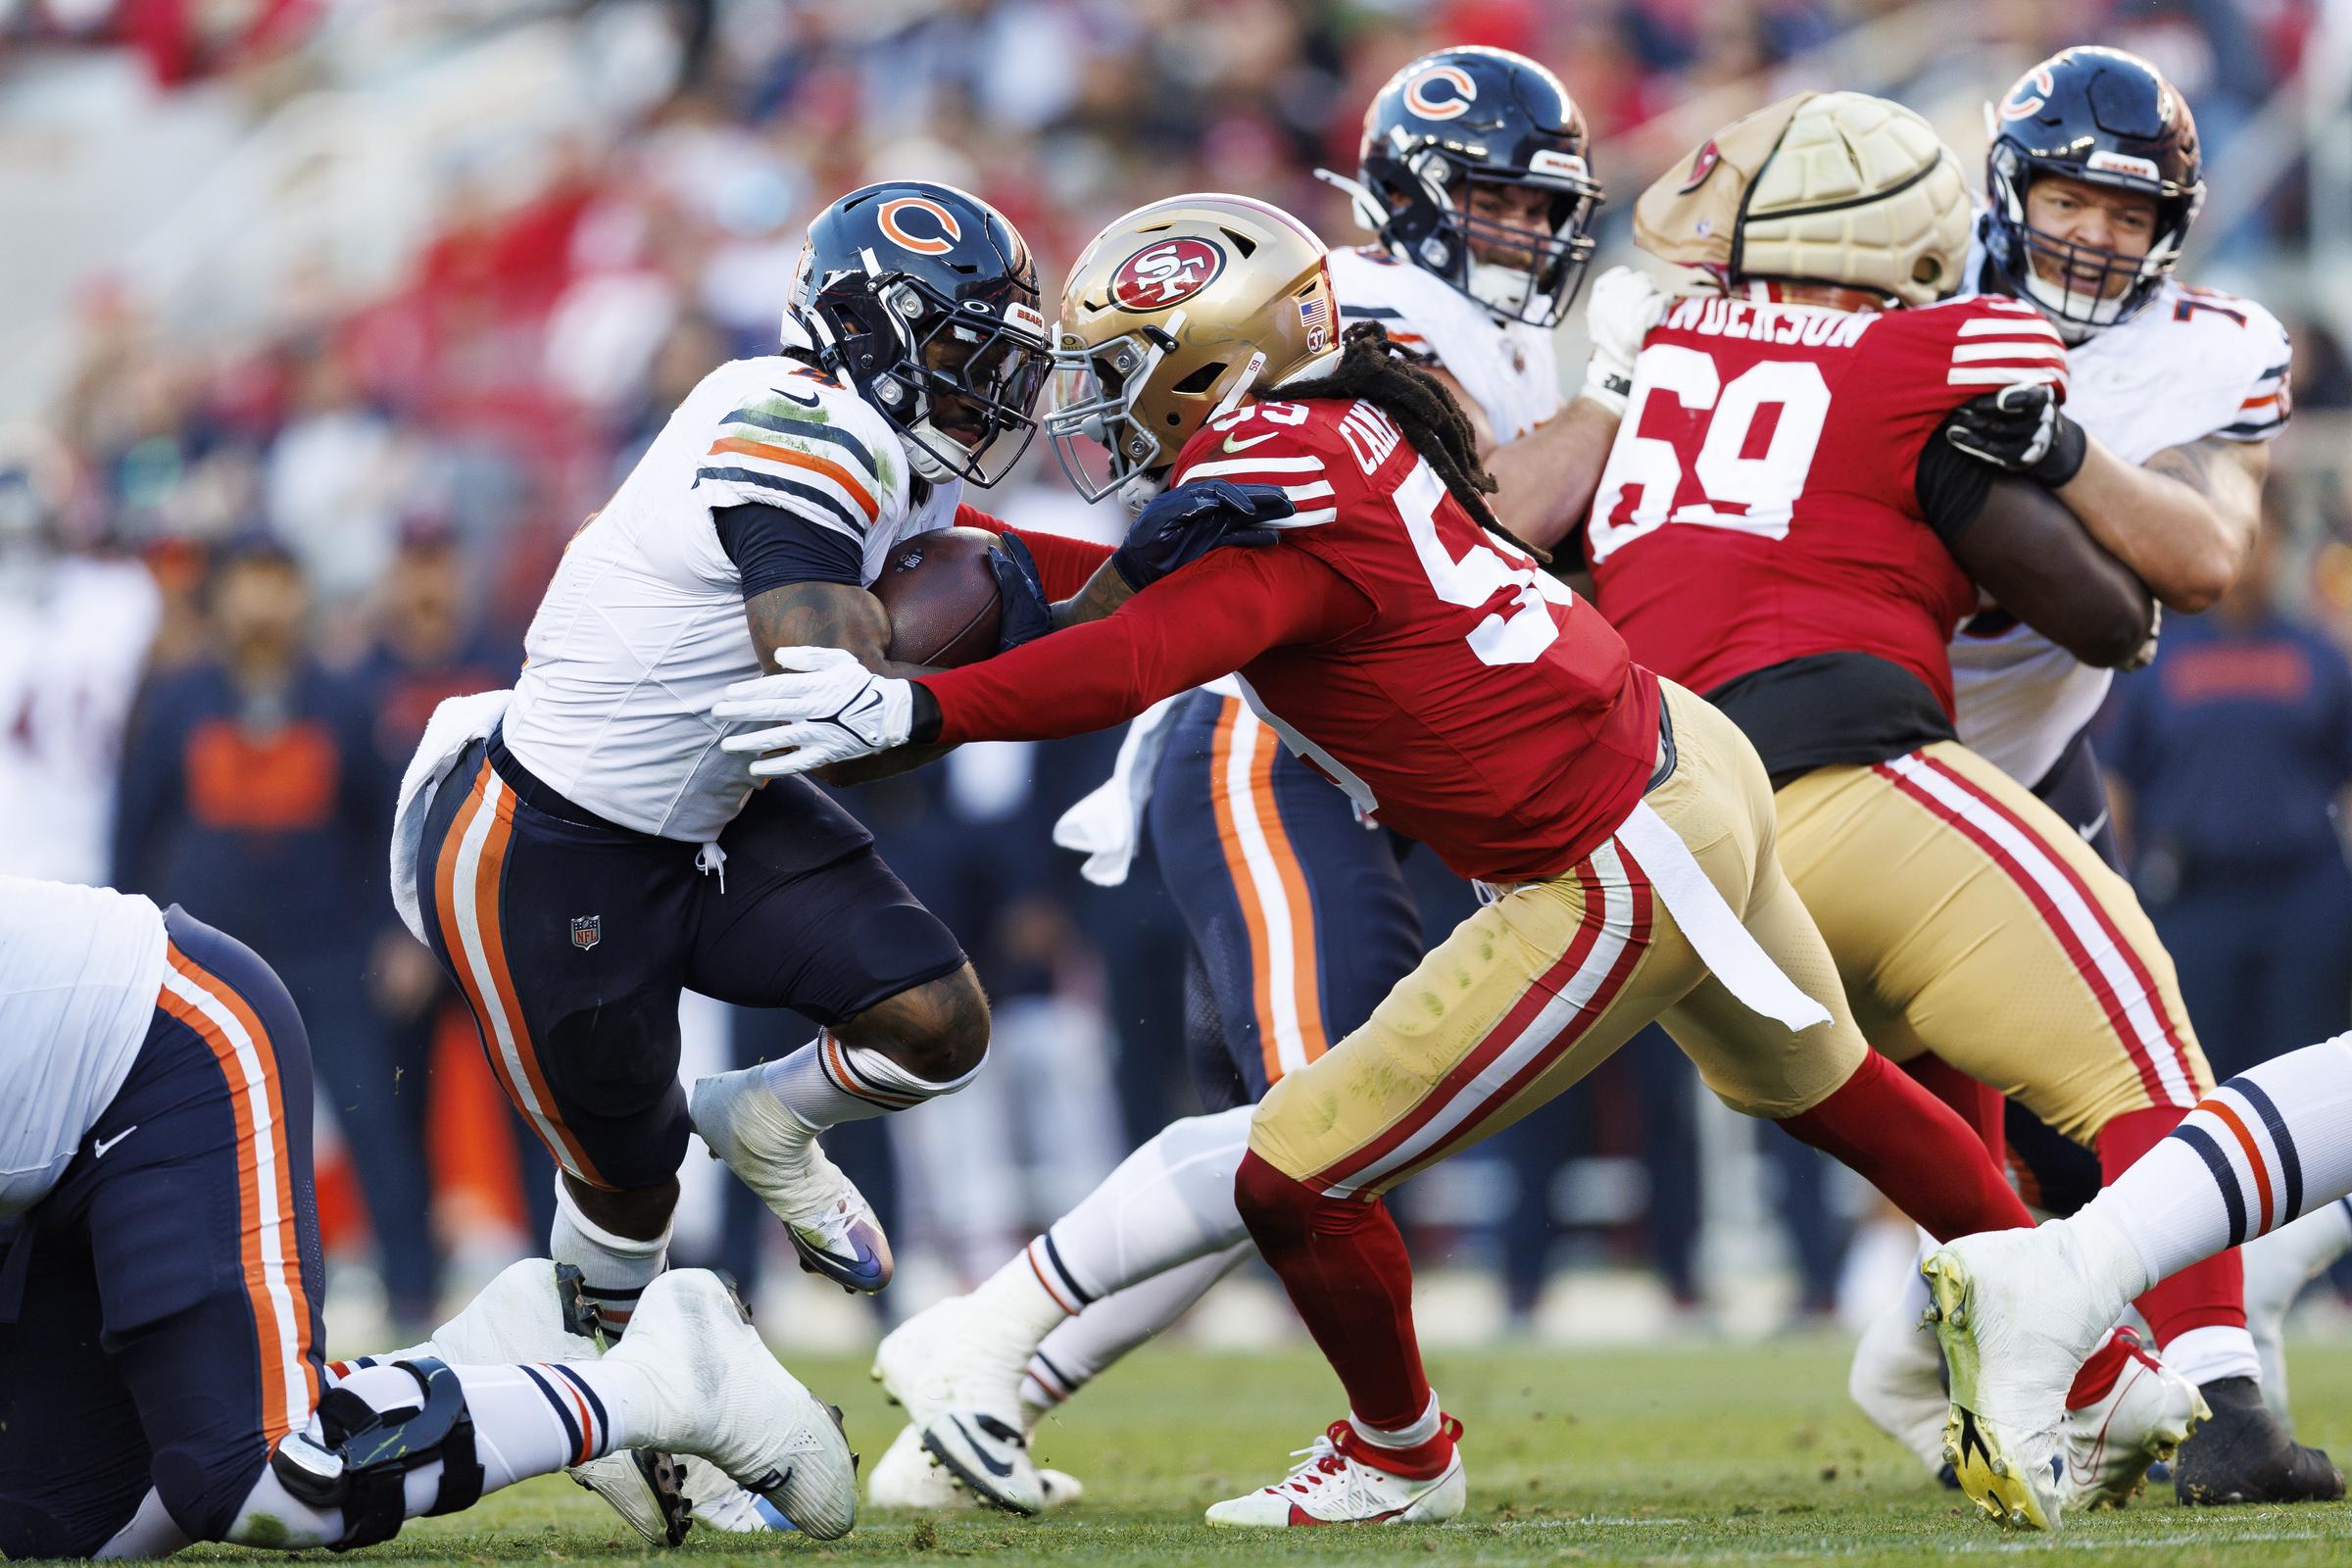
(951, 503, 1115, 602)
(916, 544, 1370, 744)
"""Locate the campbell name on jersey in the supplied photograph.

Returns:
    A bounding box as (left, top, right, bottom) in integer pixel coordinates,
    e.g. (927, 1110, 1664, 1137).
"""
(1326, 244, 1562, 441)
(503, 357, 957, 840)
(1951, 218, 2294, 786)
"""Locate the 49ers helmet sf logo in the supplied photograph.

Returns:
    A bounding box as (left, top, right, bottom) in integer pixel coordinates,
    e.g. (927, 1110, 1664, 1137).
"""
(1109, 237, 1225, 311)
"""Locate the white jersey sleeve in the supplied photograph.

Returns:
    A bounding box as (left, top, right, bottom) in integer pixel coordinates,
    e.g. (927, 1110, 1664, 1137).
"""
(503, 357, 928, 840)
(687, 366, 909, 556)
(1324, 244, 1562, 442)
(0, 877, 167, 1219)
(2060, 277, 2293, 462)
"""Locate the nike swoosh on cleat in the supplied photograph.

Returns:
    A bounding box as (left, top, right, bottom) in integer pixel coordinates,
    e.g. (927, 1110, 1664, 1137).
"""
(948, 1416, 1017, 1478)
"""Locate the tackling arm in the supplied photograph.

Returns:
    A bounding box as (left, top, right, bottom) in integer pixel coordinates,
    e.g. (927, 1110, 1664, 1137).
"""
(2051, 433, 2268, 612)
(1946, 475, 2158, 670)
(1424, 362, 1620, 554)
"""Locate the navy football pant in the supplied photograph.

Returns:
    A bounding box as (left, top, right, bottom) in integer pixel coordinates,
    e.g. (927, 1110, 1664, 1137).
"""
(1147, 691, 1424, 1108)
(0, 906, 325, 1557)
(417, 729, 967, 1192)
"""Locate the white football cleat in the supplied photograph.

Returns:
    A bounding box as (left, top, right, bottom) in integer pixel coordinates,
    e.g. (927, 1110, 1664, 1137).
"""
(1848, 1286, 1953, 1479)
(607, 1269, 859, 1541)
(420, 1258, 690, 1547)
(691, 1065, 893, 1293)
(872, 1294, 1045, 1513)
(1922, 1219, 2137, 1531)
(2061, 1329, 2208, 1512)
(1203, 1418, 1465, 1527)
(865, 1421, 1083, 1511)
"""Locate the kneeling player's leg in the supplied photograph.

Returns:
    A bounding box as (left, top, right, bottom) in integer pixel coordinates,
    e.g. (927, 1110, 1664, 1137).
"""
(220, 1267, 861, 1549)
(684, 777, 978, 1292)
(0, 1226, 156, 1558)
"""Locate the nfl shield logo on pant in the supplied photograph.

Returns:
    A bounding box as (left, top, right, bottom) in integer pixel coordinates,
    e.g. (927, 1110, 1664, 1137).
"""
(570, 915, 601, 951)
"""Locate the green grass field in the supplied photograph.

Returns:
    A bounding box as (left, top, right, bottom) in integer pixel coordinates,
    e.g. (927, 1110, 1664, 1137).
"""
(166, 1335, 2352, 1568)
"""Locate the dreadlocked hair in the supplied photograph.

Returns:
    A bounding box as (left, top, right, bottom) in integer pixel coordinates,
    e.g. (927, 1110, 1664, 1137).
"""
(1277, 321, 1547, 562)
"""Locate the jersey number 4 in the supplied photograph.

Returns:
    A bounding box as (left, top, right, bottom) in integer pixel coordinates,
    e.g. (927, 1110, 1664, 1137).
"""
(1587, 346, 1831, 564)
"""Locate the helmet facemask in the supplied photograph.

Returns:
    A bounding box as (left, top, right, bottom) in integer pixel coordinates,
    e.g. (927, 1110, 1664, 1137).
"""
(1984, 145, 2192, 341)
(797, 263, 1051, 487)
(1367, 142, 1600, 328)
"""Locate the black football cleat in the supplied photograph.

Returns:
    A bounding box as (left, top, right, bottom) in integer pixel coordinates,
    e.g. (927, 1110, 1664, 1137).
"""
(2172, 1377, 2345, 1505)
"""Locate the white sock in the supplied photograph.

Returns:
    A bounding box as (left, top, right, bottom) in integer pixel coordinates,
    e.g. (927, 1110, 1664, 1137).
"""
(1029, 1105, 1252, 1303)
(2072, 1035, 2352, 1295)
(552, 1177, 669, 1333)
(1022, 1243, 1251, 1413)
(760, 1031, 982, 1132)
(2163, 1323, 2263, 1387)
(1352, 1390, 1442, 1448)
(222, 1359, 652, 1549)
(94, 1489, 190, 1559)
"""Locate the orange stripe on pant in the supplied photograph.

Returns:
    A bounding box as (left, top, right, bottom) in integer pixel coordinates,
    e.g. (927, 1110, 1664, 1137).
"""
(434, 760, 608, 1187)
(1249, 718, 1330, 1081)
(1206, 704, 1283, 1083)
(157, 946, 319, 1444)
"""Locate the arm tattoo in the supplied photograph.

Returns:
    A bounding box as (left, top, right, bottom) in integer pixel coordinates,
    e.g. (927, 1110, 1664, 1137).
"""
(1055, 561, 1136, 629)
(743, 580, 936, 678)
(2145, 438, 2219, 496)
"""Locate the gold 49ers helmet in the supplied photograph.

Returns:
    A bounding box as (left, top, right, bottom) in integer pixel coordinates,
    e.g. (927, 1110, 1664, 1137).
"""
(1047, 194, 1338, 503)
(1635, 91, 1971, 308)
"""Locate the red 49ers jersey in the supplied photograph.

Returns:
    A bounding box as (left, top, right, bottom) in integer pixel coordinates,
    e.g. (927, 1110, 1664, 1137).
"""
(1581, 293, 2068, 713)
(1169, 394, 1660, 884)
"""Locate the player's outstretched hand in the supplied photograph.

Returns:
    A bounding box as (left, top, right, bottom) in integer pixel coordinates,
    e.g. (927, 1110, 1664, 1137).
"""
(1581, 266, 1671, 416)
(1944, 382, 2087, 487)
(986, 532, 1054, 652)
(1111, 479, 1297, 591)
(711, 647, 912, 777)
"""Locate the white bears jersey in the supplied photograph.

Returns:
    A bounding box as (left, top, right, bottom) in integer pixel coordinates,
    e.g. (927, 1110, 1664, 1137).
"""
(1326, 244, 1563, 441)
(0, 559, 161, 884)
(503, 356, 957, 840)
(1951, 227, 2292, 786)
(0, 877, 167, 1219)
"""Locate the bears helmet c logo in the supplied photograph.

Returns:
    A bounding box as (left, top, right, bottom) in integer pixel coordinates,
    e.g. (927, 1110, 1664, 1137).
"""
(1402, 65, 1477, 122)
(877, 197, 961, 256)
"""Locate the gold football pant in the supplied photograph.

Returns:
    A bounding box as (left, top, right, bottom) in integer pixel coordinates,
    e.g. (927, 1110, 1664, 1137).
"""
(1248, 682, 1869, 1198)
(1772, 741, 2209, 1145)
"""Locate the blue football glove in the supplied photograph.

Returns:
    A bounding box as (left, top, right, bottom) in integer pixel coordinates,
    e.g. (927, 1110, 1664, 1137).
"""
(984, 532, 1054, 653)
(1110, 479, 1298, 591)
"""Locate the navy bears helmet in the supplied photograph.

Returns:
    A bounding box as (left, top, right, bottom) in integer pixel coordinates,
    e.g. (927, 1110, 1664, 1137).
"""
(788, 181, 1052, 487)
(1341, 46, 1601, 329)
(1984, 46, 2204, 338)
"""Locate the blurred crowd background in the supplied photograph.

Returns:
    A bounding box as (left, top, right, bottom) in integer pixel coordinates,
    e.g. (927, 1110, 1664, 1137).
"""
(3, 0, 2349, 1350)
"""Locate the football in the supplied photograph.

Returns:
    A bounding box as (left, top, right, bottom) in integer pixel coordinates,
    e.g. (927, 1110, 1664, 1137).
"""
(873, 526, 1004, 667)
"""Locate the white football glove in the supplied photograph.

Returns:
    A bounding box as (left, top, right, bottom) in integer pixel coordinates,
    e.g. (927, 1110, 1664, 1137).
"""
(711, 647, 912, 778)
(1580, 266, 1671, 416)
